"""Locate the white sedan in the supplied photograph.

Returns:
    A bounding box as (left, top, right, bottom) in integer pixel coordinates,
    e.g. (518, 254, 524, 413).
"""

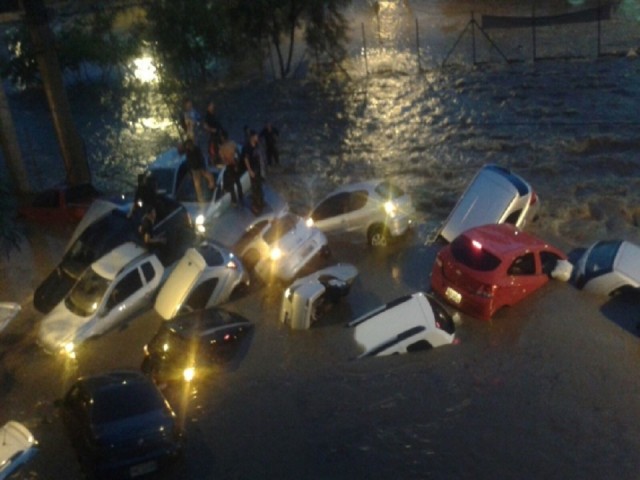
(235, 212, 329, 284)
(154, 241, 250, 320)
(0, 421, 38, 480)
(575, 239, 640, 295)
(38, 242, 164, 357)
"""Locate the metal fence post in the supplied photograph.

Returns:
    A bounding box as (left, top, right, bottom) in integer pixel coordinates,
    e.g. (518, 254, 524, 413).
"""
(362, 22, 369, 76)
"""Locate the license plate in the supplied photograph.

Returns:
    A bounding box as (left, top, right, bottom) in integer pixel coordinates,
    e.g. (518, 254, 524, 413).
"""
(445, 287, 462, 304)
(130, 460, 157, 477)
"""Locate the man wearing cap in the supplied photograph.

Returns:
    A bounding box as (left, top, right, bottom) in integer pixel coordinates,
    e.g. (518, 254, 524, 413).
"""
(242, 130, 264, 213)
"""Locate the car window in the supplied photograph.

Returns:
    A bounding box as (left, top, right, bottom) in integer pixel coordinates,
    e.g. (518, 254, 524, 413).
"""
(347, 191, 368, 212)
(406, 339, 431, 353)
(185, 278, 219, 311)
(540, 251, 561, 276)
(65, 269, 110, 317)
(106, 269, 143, 311)
(507, 253, 536, 275)
(450, 235, 501, 271)
(504, 209, 522, 225)
(141, 261, 156, 283)
(374, 181, 404, 200)
(312, 193, 349, 220)
(150, 167, 176, 195)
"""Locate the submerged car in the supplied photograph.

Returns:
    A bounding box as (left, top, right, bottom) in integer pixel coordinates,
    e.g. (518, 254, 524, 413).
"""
(33, 196, 193, 314)
(59, 371, 182, 479)
(0, 421, 38, 480)
(305, 179, 415, 247)
(148, 146, 251, 222)
(280, 263, 358, 330)
(431, 223, 567, 320)
(38, 242, 164, 357)
(235, 212, 329, 283)
(435, 164, 539, 244)
(17, 182, 101, 224)
(348, 291, 456, 358)
(154, 241, 249, 320)
(574, 239, 640, 295)
(142, 308, 253, 386)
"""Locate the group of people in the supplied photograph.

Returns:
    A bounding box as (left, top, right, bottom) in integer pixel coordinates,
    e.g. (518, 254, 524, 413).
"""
(180, 97, 280, 214)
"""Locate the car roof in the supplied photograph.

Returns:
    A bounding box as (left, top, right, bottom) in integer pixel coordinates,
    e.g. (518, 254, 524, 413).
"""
(460, 223, 550, 256)
(481, 164, 531, 196)
(168, 308, 252, 338)
(149, 147, 185, 171)
(91, 242, 148, 280)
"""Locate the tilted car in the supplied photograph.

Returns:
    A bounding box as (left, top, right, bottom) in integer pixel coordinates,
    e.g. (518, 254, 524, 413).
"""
(435, 164, 539, 244)
(280, 263, 358, 330)
(148, 146, 251, 223)
(58, 370, 182, 479)
(154, 241, 249, 320)
(431, 223, 567, 320)
(235, 212, 329, 283)
(33, 195, 193, 314)
(0, 421, 38, 480)
(574, 239, 640, 295)
(38, 242, 164, 357)
(142, 308, 253, 387)
(305, 179, 415, 247)
(348, 291, 456, 358)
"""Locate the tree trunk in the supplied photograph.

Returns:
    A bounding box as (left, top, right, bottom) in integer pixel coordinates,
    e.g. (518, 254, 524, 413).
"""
(22, 0, 91, 186)
(0, 79, 29, 194)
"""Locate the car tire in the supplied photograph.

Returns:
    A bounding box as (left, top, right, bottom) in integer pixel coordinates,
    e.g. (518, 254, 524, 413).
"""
(368, 225, 389, 248)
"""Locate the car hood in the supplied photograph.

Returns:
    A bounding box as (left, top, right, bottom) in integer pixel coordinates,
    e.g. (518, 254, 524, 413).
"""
(38, 304, 89, 352)
(33, 265, 78, 314)
(91, 409, 175, 450)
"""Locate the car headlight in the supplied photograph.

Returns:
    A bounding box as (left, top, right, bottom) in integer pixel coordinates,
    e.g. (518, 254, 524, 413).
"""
(62, 342, 76, 359)
(284, 287, 292, 301)
(384, 201, 397, 217)
(226, 259, 238, 269)
(270, 247, 282, 261)
(305, 217, 314, 228)
(195, 214, 205, 226)
(183, 367, 195, 382)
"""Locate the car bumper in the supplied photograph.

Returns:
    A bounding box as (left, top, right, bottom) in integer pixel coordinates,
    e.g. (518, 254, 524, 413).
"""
(430, 267, 494, 321)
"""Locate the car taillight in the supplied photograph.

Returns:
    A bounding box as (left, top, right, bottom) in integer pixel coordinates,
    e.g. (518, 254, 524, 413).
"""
(529, 191, 538, 206)
(475, 284, 496, 298)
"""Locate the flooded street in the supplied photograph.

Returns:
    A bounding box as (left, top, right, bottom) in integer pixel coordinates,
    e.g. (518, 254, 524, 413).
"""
(2, 0, 640, 478)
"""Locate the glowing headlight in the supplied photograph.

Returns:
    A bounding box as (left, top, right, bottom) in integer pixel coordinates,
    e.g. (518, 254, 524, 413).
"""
(226, 259, 237, 269)
(284, 287, 292, 301)
(63, 342, 76, 359)
(305, 217, 314, 228)
(384, 201, 397, 216)
(270, 247, 282, 261)
(195, 214, 205, 226)
(183, 367, 195, 382)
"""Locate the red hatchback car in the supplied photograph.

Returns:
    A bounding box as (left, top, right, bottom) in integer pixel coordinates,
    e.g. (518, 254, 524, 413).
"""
(430, 223, 566, 320)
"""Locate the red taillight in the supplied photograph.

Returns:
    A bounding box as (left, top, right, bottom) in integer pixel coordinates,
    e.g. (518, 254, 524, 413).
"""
(529, 191, 538, 206)
(475, 284, 496, 298)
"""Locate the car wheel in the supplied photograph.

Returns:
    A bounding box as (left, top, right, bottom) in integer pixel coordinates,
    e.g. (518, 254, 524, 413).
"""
(368, 225, 389, 248)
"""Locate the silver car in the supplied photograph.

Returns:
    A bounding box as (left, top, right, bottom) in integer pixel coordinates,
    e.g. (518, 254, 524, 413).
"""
(435, 164, 539, 244)
(0, 421, 38, 480)
(575, 239, 640, 295)
(235, 212, 329, 284)
(154, 241, 250, 320)
(305, 179, 415, 247)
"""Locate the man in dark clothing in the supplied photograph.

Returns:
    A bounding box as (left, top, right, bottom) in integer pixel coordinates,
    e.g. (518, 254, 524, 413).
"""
(139, 207, 166, 249)
(220, 140, 244, 206)
(184, 139, 215, 203)
(242, 130, 264, 213)
(203, 101, 226, 166)
(260, 122, 279, 166)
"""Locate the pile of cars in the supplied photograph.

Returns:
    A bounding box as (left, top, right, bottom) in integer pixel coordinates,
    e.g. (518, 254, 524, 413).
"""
(13, 155, 637, 478)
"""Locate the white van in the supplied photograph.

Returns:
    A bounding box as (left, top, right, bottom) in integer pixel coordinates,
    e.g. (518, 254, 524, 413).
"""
(437, 164, 539, 243)
(347, 292, 456, 358)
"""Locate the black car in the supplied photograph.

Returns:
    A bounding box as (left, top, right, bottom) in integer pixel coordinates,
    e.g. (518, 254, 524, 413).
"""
(142, 308, 253, 387)
(58, 371, 183, 479)
(34, 195, 194, 314)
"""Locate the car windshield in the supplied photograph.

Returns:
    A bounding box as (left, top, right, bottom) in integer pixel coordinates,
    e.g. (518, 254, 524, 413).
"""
(90, 383, 165, 424)
(450, 235, 501, 271)
(374, 181, 404, 200)
(149, 167, 175, 195)
(65, 268, 110, 317)
(584, 240, 622, 278)
(263, 214, 297, 245)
